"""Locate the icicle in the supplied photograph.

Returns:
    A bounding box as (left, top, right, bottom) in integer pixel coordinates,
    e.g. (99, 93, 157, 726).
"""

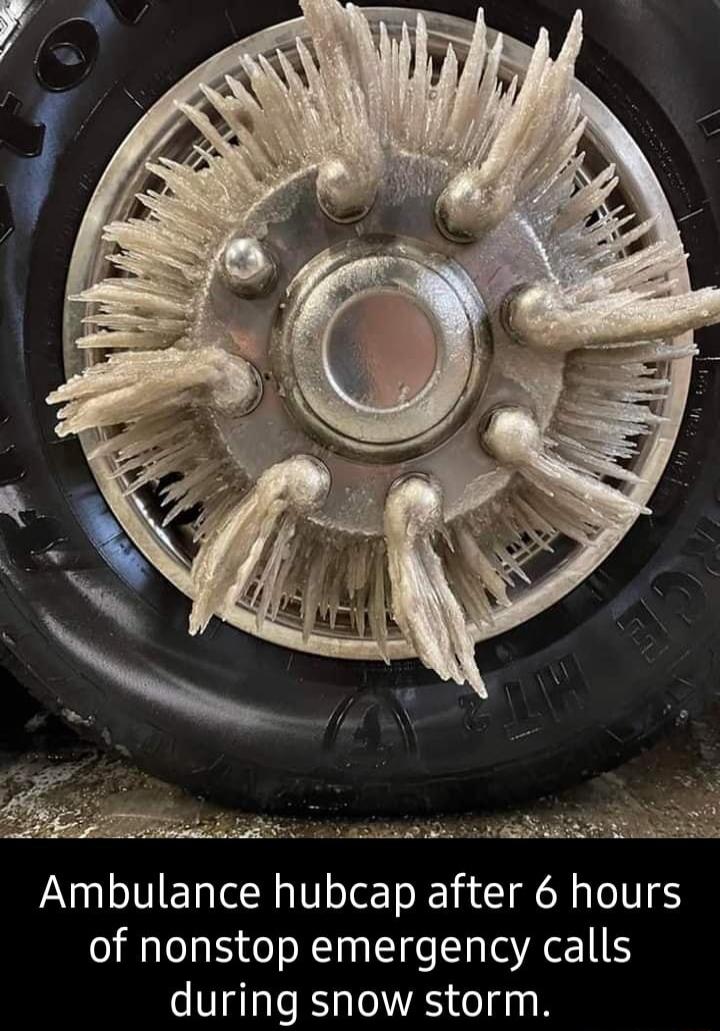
(483, 408, 647, 533)
(436, 13, 584, 239)
(189, 456, 330, 634)
(385, 477, 486, 697)
(47, 347, 260, 436)
(506, 278, 720, 351)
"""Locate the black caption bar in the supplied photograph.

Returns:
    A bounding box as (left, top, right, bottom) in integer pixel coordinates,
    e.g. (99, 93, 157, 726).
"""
(1, 839, 715, 1028)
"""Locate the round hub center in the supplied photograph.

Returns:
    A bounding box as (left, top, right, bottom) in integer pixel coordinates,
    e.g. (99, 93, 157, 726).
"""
(325, 291, 438, 410)
(275, 239, 490, 459)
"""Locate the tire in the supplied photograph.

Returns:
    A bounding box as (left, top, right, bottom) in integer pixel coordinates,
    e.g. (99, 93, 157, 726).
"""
(0, 0, 719, 815)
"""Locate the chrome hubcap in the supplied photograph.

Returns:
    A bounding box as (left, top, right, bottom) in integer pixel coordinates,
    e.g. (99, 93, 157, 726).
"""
(49, 2, 720, 694)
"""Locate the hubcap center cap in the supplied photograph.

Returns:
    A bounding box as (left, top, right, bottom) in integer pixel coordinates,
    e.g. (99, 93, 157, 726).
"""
(325, 291, 438, 410)
(277, 240, 490, 456)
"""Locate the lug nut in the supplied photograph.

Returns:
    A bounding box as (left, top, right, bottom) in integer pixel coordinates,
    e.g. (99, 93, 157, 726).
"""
(317, 158, 377, 224)
(436, 169, 488, 243)
(221, 236, 277, 298)
(481, 407, 541, 466)
(502, 282, 560, 347)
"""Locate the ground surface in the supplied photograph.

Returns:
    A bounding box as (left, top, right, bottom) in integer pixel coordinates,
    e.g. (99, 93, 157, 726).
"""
(2, 679, 719, 838)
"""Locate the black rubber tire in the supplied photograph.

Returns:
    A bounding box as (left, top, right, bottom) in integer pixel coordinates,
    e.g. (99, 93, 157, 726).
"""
(1, 0, 719, 815)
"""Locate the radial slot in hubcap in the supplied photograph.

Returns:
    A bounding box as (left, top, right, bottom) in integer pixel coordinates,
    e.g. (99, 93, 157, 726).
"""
(50, 0, 720, 694)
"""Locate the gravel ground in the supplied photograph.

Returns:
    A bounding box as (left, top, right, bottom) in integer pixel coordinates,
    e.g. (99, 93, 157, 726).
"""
(2, 680, 719, 838)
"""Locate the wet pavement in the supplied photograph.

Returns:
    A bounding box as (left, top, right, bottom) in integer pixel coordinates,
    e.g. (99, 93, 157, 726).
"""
(2, 679, 719, 838)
